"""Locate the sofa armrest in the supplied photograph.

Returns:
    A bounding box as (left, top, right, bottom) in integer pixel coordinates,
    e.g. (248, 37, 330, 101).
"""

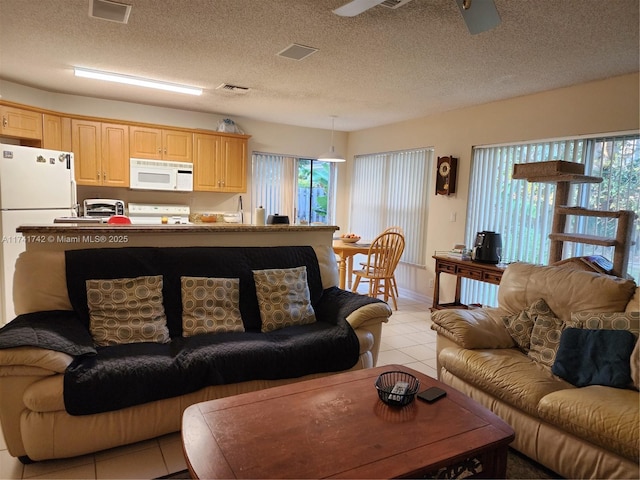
(346, 302, 391, 329)
(0, 346, 73, 375)
(0, 347, 71, 458)
(431, 308, 515, 349)
(315, 287, 391, 326)
(315, 287, 391, 367)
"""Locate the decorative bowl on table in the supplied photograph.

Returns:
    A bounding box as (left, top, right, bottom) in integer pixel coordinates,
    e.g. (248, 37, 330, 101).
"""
(375, 371, 420, 407)
(340, 234, 361, 243)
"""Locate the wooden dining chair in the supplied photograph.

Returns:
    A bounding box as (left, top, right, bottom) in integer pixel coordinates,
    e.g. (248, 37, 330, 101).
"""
(352, 231, 405, 310)
(359, 226, 404, 298)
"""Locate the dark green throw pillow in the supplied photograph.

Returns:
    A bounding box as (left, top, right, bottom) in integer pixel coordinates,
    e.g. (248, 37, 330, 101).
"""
(552, 328, 635, 388)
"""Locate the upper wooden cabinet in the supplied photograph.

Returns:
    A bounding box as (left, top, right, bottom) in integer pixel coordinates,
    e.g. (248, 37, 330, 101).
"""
(42, 114, 72, 151)
(72, 120, 101, 186)
(1, 100, 250, 191)
(221, 135, 247, 192)
(72, 120, 129, 187)
(101, 123, 130, 187)
(0, 106, 42, 141)
(130, 126, 192, 162)
(193, 133, 247, 192)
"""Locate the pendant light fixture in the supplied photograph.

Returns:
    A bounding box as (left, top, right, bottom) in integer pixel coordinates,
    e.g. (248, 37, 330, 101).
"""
(318, 116, 346, 162)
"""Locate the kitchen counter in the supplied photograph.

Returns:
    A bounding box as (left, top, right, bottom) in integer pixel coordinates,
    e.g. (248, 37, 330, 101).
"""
(15, 224, 339, 252)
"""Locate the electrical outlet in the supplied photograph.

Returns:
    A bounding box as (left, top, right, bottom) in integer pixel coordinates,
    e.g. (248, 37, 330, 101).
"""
(428, 279, 434, 289)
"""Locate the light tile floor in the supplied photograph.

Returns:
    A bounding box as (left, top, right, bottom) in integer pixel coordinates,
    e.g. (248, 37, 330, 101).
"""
(0, 293, 435, 479)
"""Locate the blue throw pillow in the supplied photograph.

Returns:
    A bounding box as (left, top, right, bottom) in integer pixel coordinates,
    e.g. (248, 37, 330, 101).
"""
(552, 328, 635, 388)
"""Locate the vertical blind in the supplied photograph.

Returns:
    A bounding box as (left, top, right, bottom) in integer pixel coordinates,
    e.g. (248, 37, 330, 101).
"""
(465, 134, 639, 306)
(564, 135, 639, 263)
(251, 153, 297, 221)
(350, 148, 433, 267)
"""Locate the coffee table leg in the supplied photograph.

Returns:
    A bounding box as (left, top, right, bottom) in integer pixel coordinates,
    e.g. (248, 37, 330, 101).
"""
(479, 445, 509, 479)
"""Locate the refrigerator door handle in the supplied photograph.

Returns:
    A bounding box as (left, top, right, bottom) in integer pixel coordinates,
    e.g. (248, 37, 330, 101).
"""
(70, 178, 79, 216)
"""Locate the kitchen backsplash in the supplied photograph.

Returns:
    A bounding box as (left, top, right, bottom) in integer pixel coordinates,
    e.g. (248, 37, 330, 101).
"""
(77, 186, 244, 216)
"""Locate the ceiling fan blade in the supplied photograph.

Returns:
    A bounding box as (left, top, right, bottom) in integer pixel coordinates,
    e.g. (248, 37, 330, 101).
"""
(333, 0, 387, 17)
(455, 0, 501, 35)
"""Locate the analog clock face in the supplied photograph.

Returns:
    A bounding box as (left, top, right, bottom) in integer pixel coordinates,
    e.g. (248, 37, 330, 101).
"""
(438, 161, 451, 177)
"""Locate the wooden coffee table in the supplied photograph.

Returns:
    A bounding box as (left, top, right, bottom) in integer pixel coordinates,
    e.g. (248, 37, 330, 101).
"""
(182, 365, 514, 479)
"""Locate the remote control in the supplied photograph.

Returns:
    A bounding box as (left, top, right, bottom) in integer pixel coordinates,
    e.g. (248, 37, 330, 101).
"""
(388, 381, 409, 402)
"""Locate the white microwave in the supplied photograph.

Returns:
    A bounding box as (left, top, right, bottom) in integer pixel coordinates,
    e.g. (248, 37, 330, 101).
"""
(129, 158, 193, 192)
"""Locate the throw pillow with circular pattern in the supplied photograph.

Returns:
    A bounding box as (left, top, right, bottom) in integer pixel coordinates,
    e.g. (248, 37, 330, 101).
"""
(253, 266, 316, 333)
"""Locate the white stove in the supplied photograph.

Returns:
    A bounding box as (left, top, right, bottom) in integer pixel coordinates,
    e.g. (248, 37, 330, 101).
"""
(128, 203, 191, 225)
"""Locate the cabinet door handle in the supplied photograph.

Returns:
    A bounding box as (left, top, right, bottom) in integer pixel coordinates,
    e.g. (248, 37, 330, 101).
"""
(103, 171, 107, 180)
(2, 116, 7, 128)
(97, 171, 101, 179)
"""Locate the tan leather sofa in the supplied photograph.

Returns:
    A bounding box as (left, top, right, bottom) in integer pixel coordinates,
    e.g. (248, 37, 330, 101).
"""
(0, 245, 391, 462)
(431, 263, 639, 480)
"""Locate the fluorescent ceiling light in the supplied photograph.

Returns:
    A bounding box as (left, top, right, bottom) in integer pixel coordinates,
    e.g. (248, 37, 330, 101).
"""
(74, 67, 203, 96)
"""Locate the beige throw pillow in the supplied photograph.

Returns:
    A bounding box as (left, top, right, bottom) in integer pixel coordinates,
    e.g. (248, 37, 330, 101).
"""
(567, 311, 639, 336)
(502, 298, 554, 352)
(253, 266, 316, 333)
(528, 314, 565, 368)
(86, 275, 170, 347)
(181, 277, 244, 337)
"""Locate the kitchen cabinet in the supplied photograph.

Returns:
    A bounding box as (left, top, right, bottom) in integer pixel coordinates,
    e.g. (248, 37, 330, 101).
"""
(101, 123, 129, 187)
(42, 114, 72, 151)
(0, 105, 42, 141)
(72, 120, 129, 187)
(193, 133, 247, 192)
(129, 126, 192, 162)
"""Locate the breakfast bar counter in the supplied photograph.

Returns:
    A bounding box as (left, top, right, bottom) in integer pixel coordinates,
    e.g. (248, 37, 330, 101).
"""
(15, 224, 339, 252)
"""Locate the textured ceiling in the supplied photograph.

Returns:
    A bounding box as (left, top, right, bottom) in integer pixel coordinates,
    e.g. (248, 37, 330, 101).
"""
(0, 0, 638, 131)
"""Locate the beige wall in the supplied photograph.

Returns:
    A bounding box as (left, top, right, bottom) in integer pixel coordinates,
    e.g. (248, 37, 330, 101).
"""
(2, 74, 638, 301)
(343, 73, 640, 301)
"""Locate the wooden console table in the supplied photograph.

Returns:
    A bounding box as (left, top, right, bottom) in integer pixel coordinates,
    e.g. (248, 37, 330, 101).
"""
(432, 255, 506, 310)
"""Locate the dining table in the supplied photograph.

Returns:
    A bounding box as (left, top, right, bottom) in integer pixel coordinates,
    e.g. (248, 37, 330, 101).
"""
(332, 239, 372, 289)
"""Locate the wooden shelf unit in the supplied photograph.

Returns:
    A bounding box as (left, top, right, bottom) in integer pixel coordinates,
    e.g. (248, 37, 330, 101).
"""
(513, 163, 636, 277)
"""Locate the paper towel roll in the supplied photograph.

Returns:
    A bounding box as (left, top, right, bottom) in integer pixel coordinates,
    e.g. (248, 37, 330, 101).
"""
(254, 206, 265, 225)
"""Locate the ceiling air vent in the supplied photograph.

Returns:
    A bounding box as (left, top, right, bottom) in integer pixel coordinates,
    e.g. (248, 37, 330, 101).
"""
(89, 0, 132, 24)
(215, 84, 250, 94)
(277, 44, 318, 61)
(380, 0, 414, 9)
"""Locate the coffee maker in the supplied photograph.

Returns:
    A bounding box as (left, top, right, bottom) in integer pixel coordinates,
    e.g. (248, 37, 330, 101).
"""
(472, 231, 502, 264)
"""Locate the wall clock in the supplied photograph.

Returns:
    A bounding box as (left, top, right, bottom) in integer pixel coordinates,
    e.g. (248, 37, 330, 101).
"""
(436, 156, 458, 195)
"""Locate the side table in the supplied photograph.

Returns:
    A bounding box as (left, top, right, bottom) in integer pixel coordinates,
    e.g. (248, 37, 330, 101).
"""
(432, 255, 505, 310)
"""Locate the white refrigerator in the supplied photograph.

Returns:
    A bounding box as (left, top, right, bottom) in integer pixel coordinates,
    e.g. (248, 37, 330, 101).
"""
(0, 144, 76, 324)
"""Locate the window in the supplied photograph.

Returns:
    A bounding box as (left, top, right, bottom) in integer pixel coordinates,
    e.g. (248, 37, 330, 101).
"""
(349, 148, 433, 267)
(251, 153, 336, 224)
(465, 134, 640, 306)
